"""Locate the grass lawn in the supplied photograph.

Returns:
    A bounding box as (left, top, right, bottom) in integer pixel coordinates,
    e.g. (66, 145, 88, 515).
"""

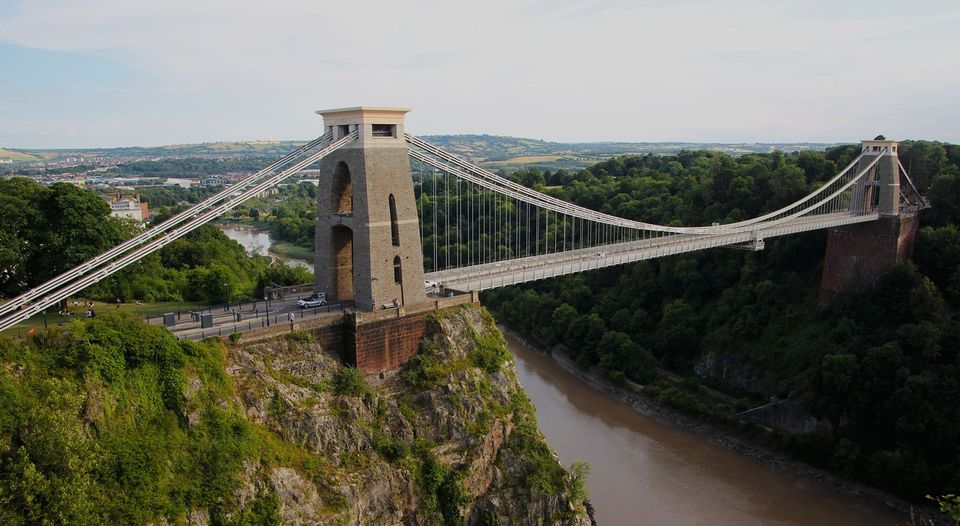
(270, 241, 315, 263)
(1, 298, 208, 336)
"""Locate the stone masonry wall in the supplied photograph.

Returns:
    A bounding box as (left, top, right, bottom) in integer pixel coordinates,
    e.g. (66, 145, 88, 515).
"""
(348, 312, 430, 374)
(235, 292, 480, 374)
(818, 214, 919, 306)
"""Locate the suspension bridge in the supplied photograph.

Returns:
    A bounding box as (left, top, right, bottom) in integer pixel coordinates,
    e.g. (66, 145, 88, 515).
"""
(0, 106, 927, 333)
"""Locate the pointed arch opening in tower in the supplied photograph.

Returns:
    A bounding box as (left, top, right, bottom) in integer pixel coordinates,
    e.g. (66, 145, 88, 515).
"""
(389, 194, 400, 246)
(332, 161, 353, 214)
(331, 225, 354, 300)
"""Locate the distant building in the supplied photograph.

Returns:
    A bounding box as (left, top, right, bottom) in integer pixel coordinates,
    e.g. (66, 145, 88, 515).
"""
(253, 187, 279, 198)
(107, 193, 149, 222)
(202, 176, 231, 186)
(0, 159, 13, 164)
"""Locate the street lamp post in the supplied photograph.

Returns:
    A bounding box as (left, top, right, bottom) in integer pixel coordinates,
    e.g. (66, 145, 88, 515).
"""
(224, 282, 230, 312)
(265, 294, 270, 327)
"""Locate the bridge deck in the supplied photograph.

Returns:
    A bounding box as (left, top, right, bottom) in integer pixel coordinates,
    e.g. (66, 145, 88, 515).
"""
(426, 212, 879, 292)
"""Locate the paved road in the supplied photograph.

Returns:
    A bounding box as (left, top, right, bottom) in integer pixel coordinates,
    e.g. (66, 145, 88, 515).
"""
(153, 289, 445, 341)
(151, 296, 352, 341)
(428, 212, 879, 291)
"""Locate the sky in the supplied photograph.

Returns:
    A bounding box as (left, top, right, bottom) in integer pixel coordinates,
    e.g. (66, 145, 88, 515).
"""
(1, 0, 958, 148)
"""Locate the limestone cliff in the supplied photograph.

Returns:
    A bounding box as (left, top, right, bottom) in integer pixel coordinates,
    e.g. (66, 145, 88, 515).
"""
(225, 305, 591, 525)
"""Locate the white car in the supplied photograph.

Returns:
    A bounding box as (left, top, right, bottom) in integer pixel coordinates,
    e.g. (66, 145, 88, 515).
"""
(297, 294, 327, 308)
(424, 280, 439, 292)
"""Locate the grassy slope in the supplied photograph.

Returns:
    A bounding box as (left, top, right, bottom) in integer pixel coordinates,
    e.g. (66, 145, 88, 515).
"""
(0, 305, 587, 525)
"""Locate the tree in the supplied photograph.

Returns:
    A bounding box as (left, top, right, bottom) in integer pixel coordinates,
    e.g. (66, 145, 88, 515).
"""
(0, 179, 130, 298)
(597, 331, 658, 383)
(655, 299, 700, 368)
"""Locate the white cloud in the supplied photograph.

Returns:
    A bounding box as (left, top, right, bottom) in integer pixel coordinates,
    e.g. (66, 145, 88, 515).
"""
(1, 0, 958, 147)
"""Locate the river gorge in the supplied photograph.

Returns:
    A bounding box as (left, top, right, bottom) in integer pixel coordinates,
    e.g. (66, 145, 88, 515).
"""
(219, 223, 909, 524)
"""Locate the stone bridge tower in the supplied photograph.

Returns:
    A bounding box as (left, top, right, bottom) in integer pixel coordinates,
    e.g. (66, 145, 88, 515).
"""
(313, 107, 428, 311)
(818, 138, 919, 306)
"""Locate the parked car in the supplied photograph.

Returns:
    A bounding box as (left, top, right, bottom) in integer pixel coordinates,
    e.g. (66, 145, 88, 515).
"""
(424, 280, 439, 293)
(297, 293, 327, 308)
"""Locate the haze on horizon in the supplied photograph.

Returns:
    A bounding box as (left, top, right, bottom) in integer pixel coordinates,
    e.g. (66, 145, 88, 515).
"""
(1, 0, 958, 149)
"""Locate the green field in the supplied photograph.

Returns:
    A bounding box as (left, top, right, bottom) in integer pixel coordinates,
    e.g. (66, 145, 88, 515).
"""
(0, 148, 43, 162)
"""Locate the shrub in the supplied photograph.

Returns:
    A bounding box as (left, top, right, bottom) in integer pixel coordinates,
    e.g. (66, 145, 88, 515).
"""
(468, 330, 509, 374)
(286, 330, 314, 344)
(413, 444, 467, 525)
(332, 366, 367, 397)
(373, 431, 410, 464)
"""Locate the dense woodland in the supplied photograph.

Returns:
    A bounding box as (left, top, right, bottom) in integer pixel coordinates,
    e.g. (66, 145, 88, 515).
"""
(478, 142, 960, 503)
(0, 178, 310, 305)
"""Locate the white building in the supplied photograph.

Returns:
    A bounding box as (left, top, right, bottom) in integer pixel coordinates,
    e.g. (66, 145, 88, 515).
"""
(107, 194, 149, 222)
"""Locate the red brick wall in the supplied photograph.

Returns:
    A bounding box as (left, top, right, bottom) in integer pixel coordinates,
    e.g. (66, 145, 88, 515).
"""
(348, 312, 429, 374)
(237, 295, 479, 374)
(310, 323, 348, 362)
(818, 214, 919, 306)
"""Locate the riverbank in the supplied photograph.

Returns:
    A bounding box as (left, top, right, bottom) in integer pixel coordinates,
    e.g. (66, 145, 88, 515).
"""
(216, 218, 271, 230)
(498, 324, 948, 525)
(269, 240, 315, 263)
(215, 223, 314, 272)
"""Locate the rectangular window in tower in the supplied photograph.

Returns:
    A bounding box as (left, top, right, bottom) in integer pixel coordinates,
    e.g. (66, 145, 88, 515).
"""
(373, 124, 396, 138)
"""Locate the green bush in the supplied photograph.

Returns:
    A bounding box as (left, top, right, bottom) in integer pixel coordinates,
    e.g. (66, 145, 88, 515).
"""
(373, 431, 410, 464)
(468, 330, 510, 374)
(930, 494, 960, 522)
(403, 343, 450, 391)
(413, 444, 467, 526)
(332, 366, 367, 397)
(286, 330, 314, 344)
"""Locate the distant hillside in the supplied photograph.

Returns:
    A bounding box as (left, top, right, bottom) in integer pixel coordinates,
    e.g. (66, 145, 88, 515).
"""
(420, 134, 843, 172)
(4, 135, 843, 172)
(2, 141, 305, 164)
(0, 148, 45, 162)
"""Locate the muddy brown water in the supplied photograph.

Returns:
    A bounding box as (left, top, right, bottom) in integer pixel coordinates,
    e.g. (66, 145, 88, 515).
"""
(504, 332, 907, 526)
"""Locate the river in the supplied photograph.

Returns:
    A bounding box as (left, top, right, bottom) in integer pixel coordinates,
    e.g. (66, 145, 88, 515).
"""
(217, 223, 314, 272)
(504, 332, 906, 526)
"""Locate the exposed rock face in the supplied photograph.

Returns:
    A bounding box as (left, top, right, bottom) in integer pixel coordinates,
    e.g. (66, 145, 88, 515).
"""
(225, 306, 590, 525)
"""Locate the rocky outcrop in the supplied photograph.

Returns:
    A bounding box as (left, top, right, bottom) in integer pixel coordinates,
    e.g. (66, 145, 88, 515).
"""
(224, 305, 590, 525)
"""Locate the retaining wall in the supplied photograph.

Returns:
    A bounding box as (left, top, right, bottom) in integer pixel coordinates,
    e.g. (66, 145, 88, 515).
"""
(818, 214, 919, 306)
(237, 291, 480, 373)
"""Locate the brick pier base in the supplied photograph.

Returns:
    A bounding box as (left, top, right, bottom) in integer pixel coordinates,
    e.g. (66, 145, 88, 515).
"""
(346, 312, 430, 373)
(238, 291, 480, 374)
(818, 214, 919, 307)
